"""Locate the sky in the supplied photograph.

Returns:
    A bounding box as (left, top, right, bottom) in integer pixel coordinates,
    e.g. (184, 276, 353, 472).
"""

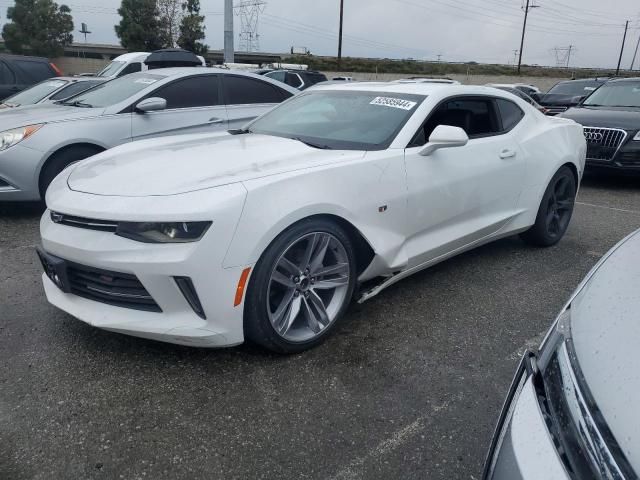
(1, 0, 639, 69)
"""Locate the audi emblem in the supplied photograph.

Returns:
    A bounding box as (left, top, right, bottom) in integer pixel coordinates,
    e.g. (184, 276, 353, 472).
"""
(584, 131, 603, 142)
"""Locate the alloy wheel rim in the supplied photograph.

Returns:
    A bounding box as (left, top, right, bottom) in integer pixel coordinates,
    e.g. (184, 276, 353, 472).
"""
(545, 175, 574, 238)
(267, 232, 350, 342)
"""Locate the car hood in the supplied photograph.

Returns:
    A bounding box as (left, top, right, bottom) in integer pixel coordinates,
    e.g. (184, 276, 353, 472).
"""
(559, 106, 640, 129)
(0, 103, 103, 128)
(570, 229, 640, 473)
(537, 93, 580, 107)
(66, 132, 366, 196)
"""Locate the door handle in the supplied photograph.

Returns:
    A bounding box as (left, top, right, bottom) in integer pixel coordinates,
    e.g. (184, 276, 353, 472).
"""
(499, 149, 516, 159)
(208, 117, 224, 124)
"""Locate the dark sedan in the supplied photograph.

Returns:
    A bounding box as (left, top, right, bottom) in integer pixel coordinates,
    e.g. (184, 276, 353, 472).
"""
(533, 78, 609, 115)
(559, 78, 640, 173)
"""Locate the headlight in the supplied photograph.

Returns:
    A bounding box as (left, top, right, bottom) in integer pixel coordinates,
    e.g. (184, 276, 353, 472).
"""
(0, 124, 43, 151)
(115, 221, 212, 243)
(537, 308, 572, 374)
(634, 131, 640, 141)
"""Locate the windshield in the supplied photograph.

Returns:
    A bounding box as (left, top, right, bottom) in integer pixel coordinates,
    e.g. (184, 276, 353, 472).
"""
(48, 80, 104, 101)
(248, 90, 425, 150)
(547, 80, 603, 96)
(62, 73, 165, 108)
(582, 82, 640, 108)
(3, 79, 69, 106)
(97, 61, 126, 77)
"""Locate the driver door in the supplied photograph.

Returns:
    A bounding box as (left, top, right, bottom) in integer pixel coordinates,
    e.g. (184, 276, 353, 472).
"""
(131, 74, 228, 141)
(403, 96, 526, 267)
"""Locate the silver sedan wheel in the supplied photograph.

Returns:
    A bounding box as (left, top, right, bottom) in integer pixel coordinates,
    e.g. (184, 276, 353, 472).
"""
(266, 232, 351, 342)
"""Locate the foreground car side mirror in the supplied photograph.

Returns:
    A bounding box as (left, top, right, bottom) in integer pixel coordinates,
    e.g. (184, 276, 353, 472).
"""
(419, 125, 469, 156)
(135, 97, 167, 113)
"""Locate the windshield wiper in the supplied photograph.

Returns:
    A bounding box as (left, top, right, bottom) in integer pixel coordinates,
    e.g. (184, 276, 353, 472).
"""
(59, 100, 93, 108)
(291, 137, 332, 149)
(228, 128, 252, 135)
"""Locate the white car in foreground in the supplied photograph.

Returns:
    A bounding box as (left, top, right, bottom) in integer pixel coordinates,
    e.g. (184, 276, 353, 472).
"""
(38, 83, 586, 353)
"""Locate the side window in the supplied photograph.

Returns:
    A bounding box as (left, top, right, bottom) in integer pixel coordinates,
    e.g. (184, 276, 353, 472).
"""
(409, 97, 501, 147)
(496, 98, 525, 132)
(15, 60, 53, 81)
(0, 62, 15, 84)
(285, 73, 303, 89)
(118, 62, 142, 77)
(265, 71, 285, 82)
(224, 76, 292, 105)
(151, 75, 219, 109)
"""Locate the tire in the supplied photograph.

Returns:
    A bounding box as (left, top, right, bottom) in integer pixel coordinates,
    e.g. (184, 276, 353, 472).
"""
(244, 218, 357, 354)
(520, 166, 576, 247)
(38, 145, 103, 200)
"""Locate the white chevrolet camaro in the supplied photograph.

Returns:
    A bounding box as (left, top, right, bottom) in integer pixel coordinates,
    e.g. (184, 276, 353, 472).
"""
(39, 83, 586, 353)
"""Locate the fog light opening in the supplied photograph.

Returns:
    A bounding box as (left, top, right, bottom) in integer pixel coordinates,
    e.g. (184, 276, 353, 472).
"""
(174, 277, 206, 319)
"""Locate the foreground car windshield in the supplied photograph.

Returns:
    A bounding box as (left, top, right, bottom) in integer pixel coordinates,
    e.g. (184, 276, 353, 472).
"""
(96, 61, 125, 77)
(248, 90, 425, 150)
(4, 79, 69, 106)
(582, 81, 640, 108)
(547, 80, 602, 96)
(62, 73, 165, 108)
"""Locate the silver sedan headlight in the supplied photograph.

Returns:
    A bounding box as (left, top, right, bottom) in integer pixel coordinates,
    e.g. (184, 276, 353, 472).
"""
(0, 124, 43, 151)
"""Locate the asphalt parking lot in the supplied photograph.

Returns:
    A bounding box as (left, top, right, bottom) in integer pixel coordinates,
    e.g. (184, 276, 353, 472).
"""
(2, 174, 640, 480)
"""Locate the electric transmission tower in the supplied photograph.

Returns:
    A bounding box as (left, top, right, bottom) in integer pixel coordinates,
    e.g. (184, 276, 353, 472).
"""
(553, 45, 574, 68)
(235, 0, 266, 53)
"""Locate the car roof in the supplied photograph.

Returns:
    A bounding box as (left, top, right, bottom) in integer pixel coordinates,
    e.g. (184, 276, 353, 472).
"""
(309, 82, 514, 97)
(111, 52, 149, 62)
(607, 77, 640, 83)
(55, 76, 105, 82)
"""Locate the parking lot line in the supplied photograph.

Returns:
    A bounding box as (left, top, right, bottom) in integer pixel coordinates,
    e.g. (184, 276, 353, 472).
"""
(576, 201, 640, 215)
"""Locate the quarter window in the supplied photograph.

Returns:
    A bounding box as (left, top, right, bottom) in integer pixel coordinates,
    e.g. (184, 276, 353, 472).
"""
(224, 76, 291, 105)
(496, 98, 525, 132)
(151, 75, 220, 109)
(118, 62, 143, 77)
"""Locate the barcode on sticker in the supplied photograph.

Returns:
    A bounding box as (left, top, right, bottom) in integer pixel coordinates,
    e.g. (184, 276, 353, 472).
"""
(370, 97, 417, 110)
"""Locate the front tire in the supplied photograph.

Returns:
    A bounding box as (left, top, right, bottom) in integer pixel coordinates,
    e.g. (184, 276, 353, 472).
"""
(244, 218, 357, 354)
(520, 166, 576, 247)
(39, 145, 103, 200)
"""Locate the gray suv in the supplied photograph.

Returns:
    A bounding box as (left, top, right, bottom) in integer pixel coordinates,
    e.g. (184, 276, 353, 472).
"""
(485, 228, 640, 479)
(0, 68, 296, 201)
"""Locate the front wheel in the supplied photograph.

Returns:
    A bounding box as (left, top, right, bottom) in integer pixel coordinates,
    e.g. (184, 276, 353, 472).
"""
(520, 166, 576, 247)
(244, 219, 357, 354)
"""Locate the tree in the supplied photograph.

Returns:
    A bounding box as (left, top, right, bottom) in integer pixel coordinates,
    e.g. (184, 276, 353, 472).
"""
(177, 0, 207, 55)
(157, 0, 183, 48)
(2, 0, 73, 57)
(115, 0, 163, 51)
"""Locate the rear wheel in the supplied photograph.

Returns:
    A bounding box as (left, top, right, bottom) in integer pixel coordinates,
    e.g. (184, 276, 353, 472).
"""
(520, 166, 576, 247)
(244, 219, 357, 354)
(39, 145, 103, 200)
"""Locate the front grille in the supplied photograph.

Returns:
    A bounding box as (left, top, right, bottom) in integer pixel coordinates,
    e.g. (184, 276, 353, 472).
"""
(67, 262, 161, 312)
(50, 211, 118, 232)
(583, 127, 627, 162)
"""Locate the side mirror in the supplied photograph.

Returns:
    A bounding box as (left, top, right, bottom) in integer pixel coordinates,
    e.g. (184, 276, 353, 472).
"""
(135, 97, 167, 113)
(419, 125, 469, 156)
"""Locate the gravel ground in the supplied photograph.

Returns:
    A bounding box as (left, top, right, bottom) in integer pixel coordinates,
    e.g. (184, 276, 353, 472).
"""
(1, 174, 639, 480)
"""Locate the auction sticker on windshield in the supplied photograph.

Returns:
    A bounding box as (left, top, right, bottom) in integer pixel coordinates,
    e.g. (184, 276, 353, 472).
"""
(370, 96, 417, 110)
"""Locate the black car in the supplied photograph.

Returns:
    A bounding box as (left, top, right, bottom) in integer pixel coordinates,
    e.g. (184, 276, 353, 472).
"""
(262, 69, 328, 90)
(559, 78, 640, 172)
(0, 54, 62, 100)
(533, 77, 609, 115)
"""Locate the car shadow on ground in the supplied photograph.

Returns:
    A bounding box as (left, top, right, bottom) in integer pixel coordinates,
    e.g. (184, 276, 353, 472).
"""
(0, 201, 45, 219)
(581, 172, 640, 191)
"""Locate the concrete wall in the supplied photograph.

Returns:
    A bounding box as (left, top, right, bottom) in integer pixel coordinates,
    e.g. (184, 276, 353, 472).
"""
(322, 71, 570, 92)
(52, 57, 111, 75)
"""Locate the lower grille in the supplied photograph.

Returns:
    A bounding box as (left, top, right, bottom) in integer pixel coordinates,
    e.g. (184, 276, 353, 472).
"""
(619, 151, 640, 167)
(67, 262, 161, 312)
(583, 127, 627, 162)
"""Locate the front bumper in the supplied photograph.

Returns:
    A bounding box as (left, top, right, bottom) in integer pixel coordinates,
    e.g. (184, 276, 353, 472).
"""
(0, 144, 46, 201)
(586, 135, 640, 173)
(39, 184, 251, 347)
(484, 355, 570, 480)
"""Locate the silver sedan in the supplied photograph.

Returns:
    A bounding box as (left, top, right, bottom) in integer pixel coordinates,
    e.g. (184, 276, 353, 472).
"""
(0, 68, 297, 201)
(485, 228, 640, 479)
